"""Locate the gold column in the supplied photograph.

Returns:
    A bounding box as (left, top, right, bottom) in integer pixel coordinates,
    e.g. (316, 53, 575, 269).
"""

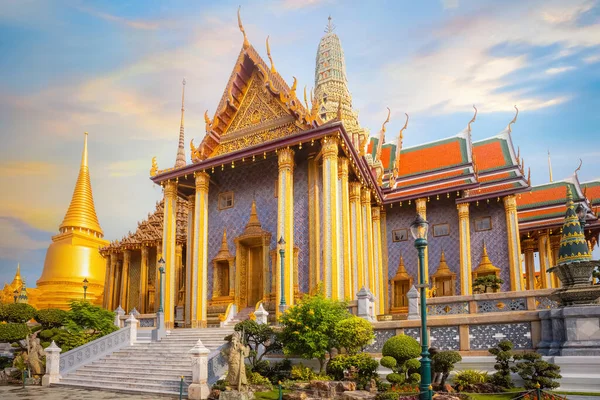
(504, 195, 525, 291)
(110, 253, 119, 309)
(175, 244, 183, 309)
(102, 256, 111, 309)
(338, 157, 352, 299)
(308, 155, 321, 294)
(277, 148, 295, 314)
(538, 232, 552, 289)
(349, 182, 364, 295)
(415, 198, 429, 283)
(162, 180, 178, 329)
(550, 235, 561, 287)
(380, 209, 389, 314)
(192, 172, 209, 328)
(185, 195, 195, 327)
(322, 137, 342, 299)
(457, 203, 473, 295)
(120, 250, 131, 311)
(155, 243, 162, 312)
(362, 188, 375, 291)
(139, 246, 149, 313)
(523, 238, 536, 290)
(372, 207, 385, 315)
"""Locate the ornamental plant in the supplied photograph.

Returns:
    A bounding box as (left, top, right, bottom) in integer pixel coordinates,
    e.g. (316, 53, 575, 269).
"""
(35, 308, 68, 329)
(327, 353, 379, 387)
(279, 291, 350, 373)
(233, 319, 282, 371)
(380, 334, 421, 385)
(453, 369, 488, 391)
(488, 339, 518, 388)
(0, 323, 30, 342)
(514, 352, 561, 390)
(473, 275, 504, 294)
(431, 350, 462, 387)
(1, 303, 36, 323)
(333, 316, 374, 354)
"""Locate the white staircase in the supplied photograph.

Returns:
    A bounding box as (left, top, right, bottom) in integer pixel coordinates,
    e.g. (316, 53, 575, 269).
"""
(56, 327, 234, 397)
(221, 307, 254, 327)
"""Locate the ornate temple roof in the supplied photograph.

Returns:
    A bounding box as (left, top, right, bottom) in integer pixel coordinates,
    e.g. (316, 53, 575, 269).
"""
(59, 132, 104, 237)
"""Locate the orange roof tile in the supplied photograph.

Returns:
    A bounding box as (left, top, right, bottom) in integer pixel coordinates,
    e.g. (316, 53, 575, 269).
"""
(472, 138, 514, 172)
(517, 183, 579, 209)
(478, 171, 514, 184)
(467, 182, 521, 197)
(395, 169, 467, 188)
(399, 140, 467, 177)
(387, 179, 472, 199)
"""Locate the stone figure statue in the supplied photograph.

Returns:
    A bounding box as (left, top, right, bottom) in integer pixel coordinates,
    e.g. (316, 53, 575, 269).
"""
(26, 332, 45, 375)
(224, 331, 250, 390)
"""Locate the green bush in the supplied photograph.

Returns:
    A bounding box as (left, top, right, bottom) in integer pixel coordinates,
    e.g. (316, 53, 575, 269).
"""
(0, 304, 6, 321)
(514, 352, 561, 390)
(254, 359, 292, 384)
(234, 319, 282, 371)
(290, 363, 318, 381)
(327, 353, 379, 386)
(405, 358, 421, 374)
(333, 316, 374, 354)
(279, 291, 350, 372)
(0, 356, 13, 369)
(380, 334, 421, 386)
(488, 340, 517, 388)
(35, 309, 68, 328)
(380, 356, 397, 369)
(386, 373, 405, 384)
(408, 372, 421, 385)
(432, 350, 462, 387)
(2, 303, 36, 323)
(375, 393, 400, 400)
(472, 275, 503, 294)
(454, 370, 488, 390)
(0, 323, 30, 342)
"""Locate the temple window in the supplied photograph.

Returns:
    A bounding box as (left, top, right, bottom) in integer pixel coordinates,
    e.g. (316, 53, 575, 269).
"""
(431, 250, 456, 297)
(323, 94, 328, 103)
(432, 223, 450, 237)
(321, 113, 327, 120)
(218, 192, 234, 210)
(390, 256, 413, 313)
(474, 216, 492, 232)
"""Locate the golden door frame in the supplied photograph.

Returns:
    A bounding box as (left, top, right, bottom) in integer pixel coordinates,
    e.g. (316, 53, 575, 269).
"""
(234, 233, 271, 310)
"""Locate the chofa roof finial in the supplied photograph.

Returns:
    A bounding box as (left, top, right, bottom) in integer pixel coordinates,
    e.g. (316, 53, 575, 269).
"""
(507, 105, 518, 134)
(376, 107, 391, 163)
(467, 105, 477, 134)
(394, 113, 409, 177)
(237, 6, 250, 49)
(266, 35, 276, 74)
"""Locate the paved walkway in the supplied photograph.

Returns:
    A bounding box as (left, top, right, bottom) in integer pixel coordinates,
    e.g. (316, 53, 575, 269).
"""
(0, 386, 178, 399)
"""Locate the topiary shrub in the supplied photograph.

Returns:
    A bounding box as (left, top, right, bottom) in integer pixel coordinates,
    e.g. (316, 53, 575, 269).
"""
(514, 352, 561, 390)
(431, 350, 462, 387)
(0, 323, 30, 342)
(454, 369, 488, 391)
(35, 308, 68, 329)
(327, 353, 379, 388)
(254, 359, 292, 384)
(380, 356, 397, 369)
(380, 335, 421, 386)
(2, 303, 36, 323)
(386, 373, 405, 384)
(333, 316, 374, 354)
(408, 372, 421, 385)
(489, 340, 517, 388)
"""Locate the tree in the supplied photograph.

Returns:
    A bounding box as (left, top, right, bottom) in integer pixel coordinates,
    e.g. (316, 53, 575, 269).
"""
(333, 316, 374, 354)
(488, 340, 517, 388)
(473, 275, 503, 294)
(379, 335, 421, 385)
(514, 352, 561, 390)
(327, 353, 379, 387)
(431, 350, 462, 387)
(65, 301, 117, 337)
(1, 303, 36, 323)
(35, 309, 68, 329)
(233, 319, 282, 371)
(279, 291, 350, 373)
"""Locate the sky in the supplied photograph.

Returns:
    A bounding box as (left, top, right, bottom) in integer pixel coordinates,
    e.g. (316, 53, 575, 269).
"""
(1, 0, 599, 287)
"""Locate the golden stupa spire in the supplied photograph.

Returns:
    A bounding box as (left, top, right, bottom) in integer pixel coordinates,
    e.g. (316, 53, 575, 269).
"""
(11, 263, 23, 287)
(175, 78, 187, 168)
(59, 132, 103, 236)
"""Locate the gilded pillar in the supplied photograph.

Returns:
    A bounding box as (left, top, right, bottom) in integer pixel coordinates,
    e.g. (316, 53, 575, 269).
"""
(372, 207, 385, 315)
(162, 180, 178, 329)
(322, 137, 342, 299)
(110, 253, 119, 309)
(120, 250, 131, 311)
(550, 235, 561, 287)
(277, 148, 295, 314)
(504, 195, 525, 291)
(537, 233, 552, 289)
(308, 155, 321, 294)
(154, 243, 162, 312)
(380, 209, 389, 313)
(139, 246, 149, 313)
(192, 172, 209, 328)
(102, 256, 111, 309)
(175, 244, 183, 308)
(361, 188, 375, 291)
(338, 157, 352, 299)
(349, 182, 364, 295)
(523, 238, 536, 291)
(457, 203, 472, 295)
(415, 198, 429, 283)
(185, 195, 195, 327)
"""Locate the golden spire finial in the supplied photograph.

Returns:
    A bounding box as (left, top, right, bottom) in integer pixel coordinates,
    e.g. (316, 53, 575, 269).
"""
(220, 229, 228, 250)
(527, 167, 531, 186)
(237, 6, 250, 49)
(59, 132, 103, 236)
(266, 35, 276, 74)
(566, 186, 574, 206)
(175, 78, 187, 168)
(467, 105, 477, 134)
(548, 149, 553, 182)
(376, 107, 391, 162)
(574, 158, 583, 175)
(11, 263, 23, 287)
(507, 105, 518, 134)
(394, 113, 409, 177)
(326, 15, 335, 33)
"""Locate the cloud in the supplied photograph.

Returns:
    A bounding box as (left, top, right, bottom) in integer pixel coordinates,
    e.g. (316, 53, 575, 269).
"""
(0, 161, 60, 177)
(280, 0, 330, 10)
(545, 66, 576, 74)
(442, 0, 459, 10)
(584, 54, 600, 63)
(75, 5, 164, 30)
(108, 159, 150, 177)
(0, 217, 49, 261)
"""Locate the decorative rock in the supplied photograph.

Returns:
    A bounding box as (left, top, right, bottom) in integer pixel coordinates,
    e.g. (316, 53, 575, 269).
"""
(219, 391, 252, 400)
(283, 392, 308, 400)
(341, 391, 376, 400)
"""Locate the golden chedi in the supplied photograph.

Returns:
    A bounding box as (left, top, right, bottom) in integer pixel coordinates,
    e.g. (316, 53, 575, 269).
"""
(36, 132, 108, 310)
(0, 263, 40, 306)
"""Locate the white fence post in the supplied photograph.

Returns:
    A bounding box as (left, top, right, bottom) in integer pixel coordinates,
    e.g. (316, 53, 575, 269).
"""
(188, 339, 210, 400)
(407, 285, 420, 320)
(41, 341, 62, 386)
(255, 303, 269, 325)
(125, 312, 138, 345)
(114, 305, 125, 327)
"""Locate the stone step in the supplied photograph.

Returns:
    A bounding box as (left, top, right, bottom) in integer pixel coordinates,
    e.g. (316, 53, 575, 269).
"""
(57, 378, 187, 395)
(91, 360, 191, 369)
(82, 364, 192, 375)
(55, 381, 184, 397)
(68, 370, 192, 382)
(102, 356, 192, 363)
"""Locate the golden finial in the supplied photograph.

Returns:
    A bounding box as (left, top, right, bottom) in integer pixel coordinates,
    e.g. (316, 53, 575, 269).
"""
(376, 107, 391, 163)
(567, 186, 574, 206)
(527, 167, 531, 186)
(266, 35, 276, 74)
(326, 15, 335, 33)
(507, 105, 518, 134)
(290, 76, 297, 96)
(150, 156, 158, 177)
(175, 78, 187, 168)
(467, 105, 477, 134)
(237, 6, 250, 49)
(303, 86, 310, 111)
(548, 149, 553, 182)
(204, 110, 212, 132)
(394, 113, 409, 177)
(574, 158, 583, 175)
(517, 146, 520, 161)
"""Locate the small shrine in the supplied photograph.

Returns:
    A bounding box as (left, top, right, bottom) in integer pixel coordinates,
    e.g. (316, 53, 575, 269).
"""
(390, 255, 413, 312)
(431, 250, 456, 297)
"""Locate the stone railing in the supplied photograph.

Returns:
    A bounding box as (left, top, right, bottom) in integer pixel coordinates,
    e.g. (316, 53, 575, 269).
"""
(56, 313, 138, 377)
(118, 313, 156, 328)
(218, 303, 237, 328)
(366, 289, 557, 355)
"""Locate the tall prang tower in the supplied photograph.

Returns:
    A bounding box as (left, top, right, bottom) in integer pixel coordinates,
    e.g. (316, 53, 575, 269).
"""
(314, 16, 368, 150)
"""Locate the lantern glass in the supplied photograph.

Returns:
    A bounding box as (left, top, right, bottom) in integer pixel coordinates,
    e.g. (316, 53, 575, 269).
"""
(410, 214, 429, 240)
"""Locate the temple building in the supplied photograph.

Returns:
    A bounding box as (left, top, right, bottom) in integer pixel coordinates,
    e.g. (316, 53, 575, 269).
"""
(98, 14, 599, 328)
(0, 264, 40, 306)
(35, 132, 109, 309)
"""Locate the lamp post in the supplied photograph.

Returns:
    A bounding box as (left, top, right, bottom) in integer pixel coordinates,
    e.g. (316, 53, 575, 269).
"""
(278, 236, 286, 314)
(410, 214, 431, 400)
(158, 257, 166, 313)
(13, 289, 18, 304)
(82, 278, 88, 300)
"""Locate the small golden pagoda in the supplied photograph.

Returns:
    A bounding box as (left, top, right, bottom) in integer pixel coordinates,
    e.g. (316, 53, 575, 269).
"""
(472, 243, 501, 280)
(36, 133, 109, 310)
(0, 264, 40, 306)
(431, 250, 456, 297)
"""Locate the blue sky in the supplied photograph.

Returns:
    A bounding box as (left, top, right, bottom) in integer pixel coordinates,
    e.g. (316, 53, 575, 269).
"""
(1, 0, 599, 286)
